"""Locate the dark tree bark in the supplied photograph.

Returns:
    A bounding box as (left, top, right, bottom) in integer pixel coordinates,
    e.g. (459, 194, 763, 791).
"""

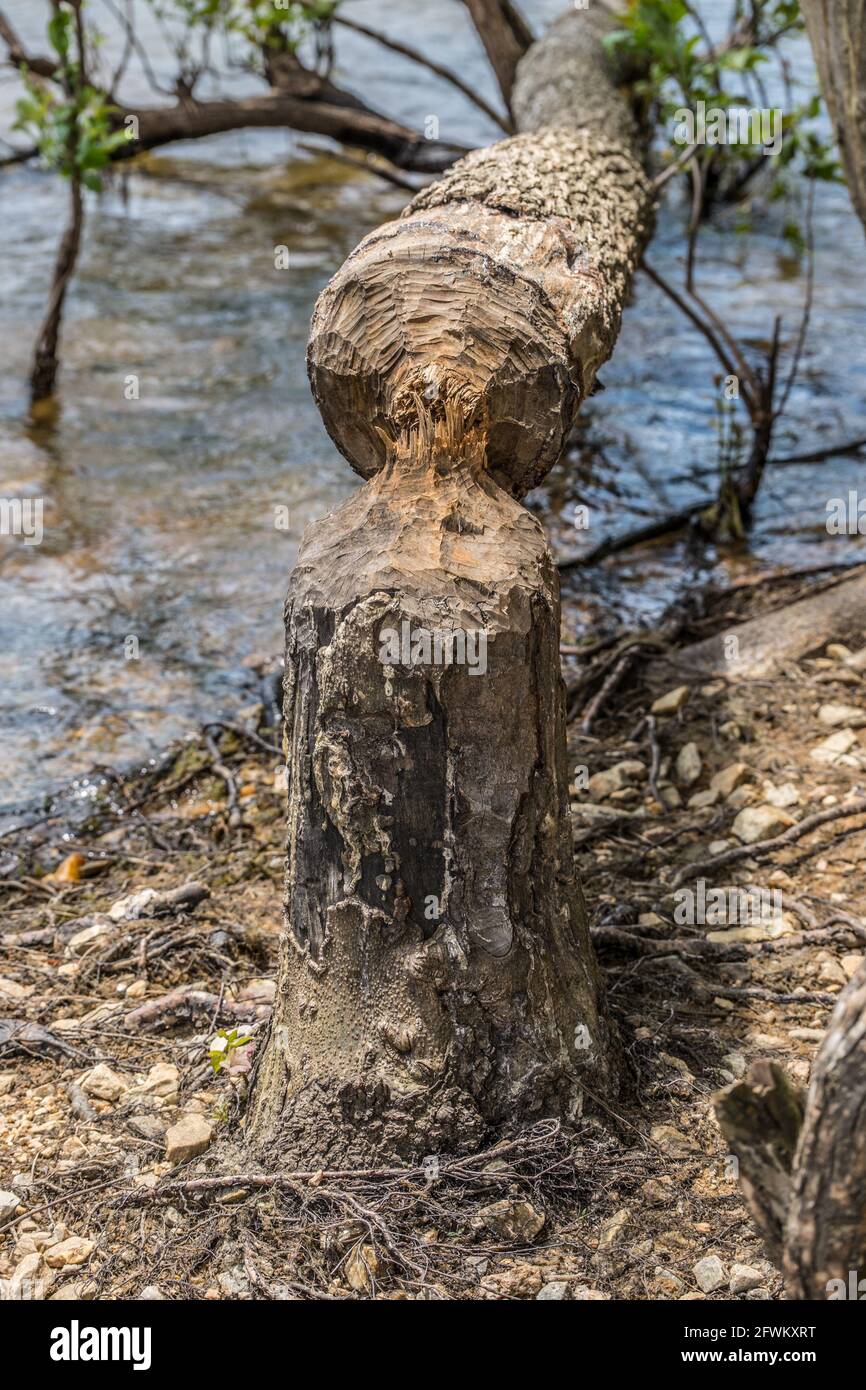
(246, 7, 654, 1168)
(716, 962, 866, 1300)
(460, 0, 534, 113)
(30, 176, 83, 404)
(117, 91, 468, 175)
(715, 1061, 805, 1266)
(784, 962, 866, 1299)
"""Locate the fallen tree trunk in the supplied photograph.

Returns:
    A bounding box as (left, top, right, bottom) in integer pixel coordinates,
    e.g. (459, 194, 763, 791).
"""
(802, 1, 866, 233)
(246, 7, 654, 1167)
(716, 961, 866, 1299)
(649, 568, 866, 682)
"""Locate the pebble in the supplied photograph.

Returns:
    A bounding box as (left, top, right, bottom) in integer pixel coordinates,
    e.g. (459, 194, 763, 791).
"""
(650, 1125, 698, 1157)
(76, 1064, 129, 1102)
(818, 703, 866, 728)
(762, 781, 801, 809)
(536, 1280, 570, 1300)
(654, 1267, 686, 1296)
(651, 686, 691, 716)
(0, 977, 34, 1001)
(721, 1052, 746, 1078)
(711, 763, 750, 797)
(477, 1199, 545, 1244)
(732, 804, 797, 845)
(129, 1114, 167, 1142)
(0, 1190, 21, 1224)
(44, 1237, 94, 1269)
(139, 1062, 180, 1099)
(693, 1254, 726, 1293)
(164, 1114, 213, 1165)
(811, 729, 858, 764)
(676, 743, 703, 785)
(689, 789, 719, 809)
(729, 1262, 763, 1294)
(481, 1265, 543, 1299)
(67, 920, 115, 956)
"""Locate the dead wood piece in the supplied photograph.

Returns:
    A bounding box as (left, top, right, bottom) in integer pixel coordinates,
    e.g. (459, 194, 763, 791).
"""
(652, 570, 866, 682)
(784, 961, 866, 1299)
(0, 1018, 90, 1061)
(123, 988, 263, 1032)
(714, 1060, 805, 1265)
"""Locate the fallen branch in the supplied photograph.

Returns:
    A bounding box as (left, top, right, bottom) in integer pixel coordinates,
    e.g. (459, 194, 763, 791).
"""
(668, 797, 866, 889)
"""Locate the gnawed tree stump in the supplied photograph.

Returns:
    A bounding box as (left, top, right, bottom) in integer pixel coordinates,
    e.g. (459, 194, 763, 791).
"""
(715, 961, 866, 1300)
(247, 6, 654, 1166)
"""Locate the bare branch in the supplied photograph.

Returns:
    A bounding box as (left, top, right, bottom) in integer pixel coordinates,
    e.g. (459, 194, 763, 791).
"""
(459, 0, 533, 111)
(0, 6, 59, 79)
(334, 14, 512, 134)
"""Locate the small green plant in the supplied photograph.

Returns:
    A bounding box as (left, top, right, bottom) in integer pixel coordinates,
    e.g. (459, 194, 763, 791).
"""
(13, 3, 127, 192)
(604, 0, 839, 211)
(209, 1026, 254, 1074)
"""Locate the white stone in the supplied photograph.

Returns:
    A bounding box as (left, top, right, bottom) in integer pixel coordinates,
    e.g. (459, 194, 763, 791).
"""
(729, 1262, 763, 1294)
(732, 804, 796, 845)
(693, 1254, 726, 1293)
(76, 1063, 129, 1102)
(676, 742, 703, 785)
(711, 763, 750, 797)
(818, 703, 866, 728)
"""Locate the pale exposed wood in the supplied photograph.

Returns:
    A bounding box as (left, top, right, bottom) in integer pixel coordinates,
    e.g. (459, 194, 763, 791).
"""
(308, 6, 651, 498)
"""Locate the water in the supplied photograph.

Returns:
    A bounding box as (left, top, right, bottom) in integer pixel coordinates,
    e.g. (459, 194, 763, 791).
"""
(1, 0, 864, 808)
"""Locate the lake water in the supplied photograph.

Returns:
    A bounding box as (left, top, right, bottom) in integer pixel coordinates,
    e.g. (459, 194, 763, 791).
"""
(1, 0, 864, 811)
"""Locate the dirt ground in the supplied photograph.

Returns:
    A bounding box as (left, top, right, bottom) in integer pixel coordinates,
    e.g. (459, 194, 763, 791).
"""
(1, 569, 864, 1301)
